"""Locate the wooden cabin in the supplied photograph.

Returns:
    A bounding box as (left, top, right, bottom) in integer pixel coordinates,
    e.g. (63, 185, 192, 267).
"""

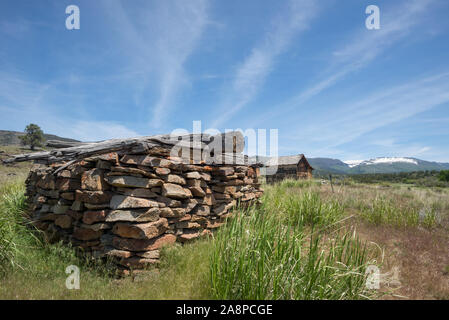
(264, 154, 314, 183)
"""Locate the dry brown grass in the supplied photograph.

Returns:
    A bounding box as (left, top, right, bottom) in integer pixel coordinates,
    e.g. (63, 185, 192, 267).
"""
(263, 180, 449, 299)
(307, 182, 449, 300)
(0, 146, 34, 186)
(354, 222, 449, 300)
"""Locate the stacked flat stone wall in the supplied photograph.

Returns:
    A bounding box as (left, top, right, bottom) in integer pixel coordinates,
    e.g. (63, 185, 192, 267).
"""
(25, 148, 262, 271)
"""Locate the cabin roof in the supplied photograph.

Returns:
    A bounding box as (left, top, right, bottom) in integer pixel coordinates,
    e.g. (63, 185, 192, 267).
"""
(265, 154, 308, 167)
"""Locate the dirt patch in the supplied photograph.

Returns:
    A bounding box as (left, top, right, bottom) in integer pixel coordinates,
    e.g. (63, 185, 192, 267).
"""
(354, 221, 449, 299)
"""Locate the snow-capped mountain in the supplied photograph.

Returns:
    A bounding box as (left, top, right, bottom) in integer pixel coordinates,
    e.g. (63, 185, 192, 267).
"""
(343, 160, 364, 168)
(308, 157, 449, 174)
(343, 157, 418, 168)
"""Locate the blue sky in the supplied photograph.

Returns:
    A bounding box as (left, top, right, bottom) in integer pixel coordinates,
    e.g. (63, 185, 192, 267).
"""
(1, 0, 449, 161)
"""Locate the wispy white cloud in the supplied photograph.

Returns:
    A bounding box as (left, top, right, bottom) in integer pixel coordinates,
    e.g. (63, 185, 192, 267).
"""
(0, 101, 139, 142)
(256, 0, 436, 124)
(65, 121, 139, 142)
(0, 70, 139, 142)
(102, 0, 209, 127)
(285, 72, 449, 150)
(211, 0, 318, 127)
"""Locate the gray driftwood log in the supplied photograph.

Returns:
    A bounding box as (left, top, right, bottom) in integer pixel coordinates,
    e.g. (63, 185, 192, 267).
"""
(4, 131, 247, 165)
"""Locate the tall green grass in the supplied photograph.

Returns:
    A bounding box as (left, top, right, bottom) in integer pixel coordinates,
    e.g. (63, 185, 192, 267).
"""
(0, 181, 34, 275)
(210, 205, 373, 300)
(1, 176, 381, 300)
(359, 196, 439, 228)
(282, 191, 344, 227)
(0, 180, 115, 281)
(262, 180, 344, 229)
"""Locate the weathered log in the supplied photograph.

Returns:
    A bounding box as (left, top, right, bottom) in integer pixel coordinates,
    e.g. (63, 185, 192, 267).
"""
(46, 140, 85, 149)
(3, 131, 245, 165)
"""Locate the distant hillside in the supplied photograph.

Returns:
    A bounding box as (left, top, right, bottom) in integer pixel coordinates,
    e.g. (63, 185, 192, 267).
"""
(307, 158, 350, 174)
(0, 130, 80, 146)
(309, 157, 449, 175)
(252, 155, 449, 175)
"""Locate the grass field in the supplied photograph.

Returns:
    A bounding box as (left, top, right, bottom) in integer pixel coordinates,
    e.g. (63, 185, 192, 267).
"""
(0, 152, 448, 300)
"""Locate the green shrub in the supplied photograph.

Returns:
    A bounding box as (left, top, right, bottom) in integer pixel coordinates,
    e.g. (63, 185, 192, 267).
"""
(438, 170, 449, 182)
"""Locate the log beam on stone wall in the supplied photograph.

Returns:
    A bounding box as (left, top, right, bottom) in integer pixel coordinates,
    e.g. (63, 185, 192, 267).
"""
(3, 131, 247, 165)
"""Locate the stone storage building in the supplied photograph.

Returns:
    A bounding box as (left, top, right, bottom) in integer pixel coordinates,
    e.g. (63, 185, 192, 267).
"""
(4, 132, 263, 271)
(264, 154, 313, 183)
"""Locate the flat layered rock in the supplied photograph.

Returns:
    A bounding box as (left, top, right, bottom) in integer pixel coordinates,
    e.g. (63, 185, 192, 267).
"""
(73, 227, 103, 241)
(56, 178, 81, 191)
(189, 186, 206, 197)
(110, 195, 160, 209)
(105, 208, 160, 222)
(207, 219, 224, 229)
(175, 221, 203, 229)
(36, 174, 55, 190)
(135, 250, 160, 259)
(161, 183, 192, 199)
(156, 196, 182, 208)
(185, 172, 201, 179)
(84, 203, 109, 210)
(112, 218, 168, 240)
(81, 168, 108, 191)
(120, 155, 173, 168)
(35, 212, 58, 221)
(213, 167, 235, 176)
(110, 166, 158, 178)
(36, 188, 59, 199)
(52, 204, 69, 214)
(71, 200, 84, 211)
(103, 246, 133, 259)
(155, 167, 170, 175)
(80, 222, 111, 231)
(112, 233, 176, 251)
(75, 190, 112, 204)
(163, 174, 186, 185)
(115, 188, 157, 198)
(213, 200, 236, 215)
(192, 205, 211, 216)
(184, 198, 198, 213)
(177, 229, 201, 243)
(54, 215, 72, 229)
(159, 207, 186, 218)
(60, 192, 75, 201)
(83, 210, 108, 224)
(118, 257, 159, 268)
(186, 179, 201, 188)
(105, 175, 163, 188)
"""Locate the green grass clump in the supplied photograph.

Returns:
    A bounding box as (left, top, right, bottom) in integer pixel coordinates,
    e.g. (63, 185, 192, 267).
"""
(359, 196, 439, 228)
(282, 191, 344, 227)
(0, 181, 34, 275)
(262, 182, 344, 229)
(0, 180, 90, 277)
(277, 179, 318, 189)
(210, 206, 373, 300)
